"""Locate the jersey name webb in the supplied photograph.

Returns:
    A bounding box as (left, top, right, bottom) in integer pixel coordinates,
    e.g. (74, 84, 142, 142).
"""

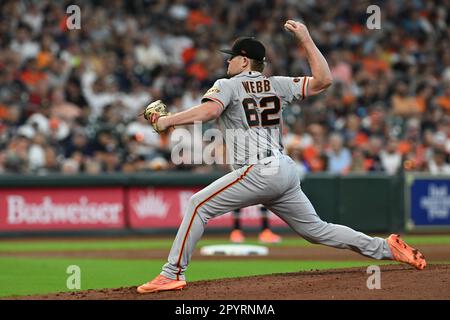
(242, 80, 271, 94)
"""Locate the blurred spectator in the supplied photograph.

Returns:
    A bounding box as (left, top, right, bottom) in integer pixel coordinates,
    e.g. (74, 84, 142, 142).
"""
(9, 25, 39, 62)
(125, 115, 162, 159)
(428, 149, 450, 175)
(61, 158, 80, 175)
(302, 123, 327, 172)
(49, 87, 82, 124)
(84, 158, 103, 174)
(391, 82, 420, 118)
(349, 148, 367, 174)
(135, 32, 168, 71)
(326, 133, 351, 174)
(28, 132, 46, 172)
(287, 144, 308, 180)
(284, 120, 313, 151)
(64, 127, 93, 159)
(42, 146, 59, 173)
(88, 128, 125, 173)
(380, 138, 402, 175)
(4, 135, 30, 173)
(364, 136, 384, 172)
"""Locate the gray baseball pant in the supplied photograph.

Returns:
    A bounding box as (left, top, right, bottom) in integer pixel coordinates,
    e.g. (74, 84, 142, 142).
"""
(161, 153, 392, 281)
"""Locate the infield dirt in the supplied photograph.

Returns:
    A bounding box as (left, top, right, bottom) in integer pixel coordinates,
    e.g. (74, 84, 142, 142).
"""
(9, 264, 450, 300)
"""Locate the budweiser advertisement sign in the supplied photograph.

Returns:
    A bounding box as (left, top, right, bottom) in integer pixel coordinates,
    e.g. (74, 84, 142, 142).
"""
(128, 187, 286, 229)
(0, 188, 125, 231)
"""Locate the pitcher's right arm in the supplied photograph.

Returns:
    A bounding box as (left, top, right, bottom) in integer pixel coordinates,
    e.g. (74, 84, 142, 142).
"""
(284, 20, 333, 96)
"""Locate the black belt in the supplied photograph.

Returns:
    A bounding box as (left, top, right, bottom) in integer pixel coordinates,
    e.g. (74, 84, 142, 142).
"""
(257, 149, 273, 160)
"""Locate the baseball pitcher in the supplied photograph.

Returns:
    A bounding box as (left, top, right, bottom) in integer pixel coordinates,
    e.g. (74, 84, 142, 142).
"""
(137, 21, 426, 294)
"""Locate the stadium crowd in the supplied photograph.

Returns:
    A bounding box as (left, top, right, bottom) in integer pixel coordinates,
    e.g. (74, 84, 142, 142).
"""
(0, 0, 449, 176)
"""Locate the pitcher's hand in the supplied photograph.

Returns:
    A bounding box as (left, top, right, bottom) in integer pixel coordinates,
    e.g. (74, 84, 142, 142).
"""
(284, 20, 312, 45)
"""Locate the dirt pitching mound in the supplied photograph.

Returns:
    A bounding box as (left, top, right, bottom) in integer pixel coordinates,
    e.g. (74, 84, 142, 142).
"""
(11, 264, 450, 300)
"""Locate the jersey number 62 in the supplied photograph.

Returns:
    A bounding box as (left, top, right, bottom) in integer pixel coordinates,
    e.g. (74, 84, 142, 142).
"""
(242, 96, 281, 127)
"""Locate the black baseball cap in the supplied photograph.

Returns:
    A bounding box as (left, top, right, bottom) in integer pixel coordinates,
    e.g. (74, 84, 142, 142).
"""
(220, 37, 266, 61)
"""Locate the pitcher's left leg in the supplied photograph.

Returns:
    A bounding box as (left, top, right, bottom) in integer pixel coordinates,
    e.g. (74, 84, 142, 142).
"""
(267, 185, 426, 269)
(137, 165, 258, 294)
(266, 186, 392, 260)
(161, 165, 257, 281)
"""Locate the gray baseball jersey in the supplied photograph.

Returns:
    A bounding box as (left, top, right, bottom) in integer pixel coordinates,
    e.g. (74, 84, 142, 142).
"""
(200, 72, 311, 168)
(161, 71, 392, 281)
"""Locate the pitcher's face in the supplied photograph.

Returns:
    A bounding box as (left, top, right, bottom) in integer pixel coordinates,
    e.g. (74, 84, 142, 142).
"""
(227, 55, 245, 77)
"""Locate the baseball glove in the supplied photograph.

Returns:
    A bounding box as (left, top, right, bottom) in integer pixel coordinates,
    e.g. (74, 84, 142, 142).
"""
(142, 100, 171, 133)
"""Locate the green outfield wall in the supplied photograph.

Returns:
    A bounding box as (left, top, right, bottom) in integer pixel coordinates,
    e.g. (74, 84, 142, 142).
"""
(300, 174, 404, 232)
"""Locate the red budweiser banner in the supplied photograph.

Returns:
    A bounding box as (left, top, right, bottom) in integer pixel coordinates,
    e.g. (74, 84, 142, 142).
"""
(0, 187, 125, 231)
(128, 187, 287, 229)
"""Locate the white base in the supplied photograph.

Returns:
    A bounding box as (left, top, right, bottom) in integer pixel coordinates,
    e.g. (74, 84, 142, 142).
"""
(200, 244, 269, 256)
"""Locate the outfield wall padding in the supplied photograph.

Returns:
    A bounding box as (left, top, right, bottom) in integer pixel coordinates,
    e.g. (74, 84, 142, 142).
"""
(0, 172, 405, 235)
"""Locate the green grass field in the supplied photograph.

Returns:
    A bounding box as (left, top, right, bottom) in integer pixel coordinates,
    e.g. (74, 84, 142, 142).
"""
(0, 258, 394, 297)
(0, 235, 449, 298)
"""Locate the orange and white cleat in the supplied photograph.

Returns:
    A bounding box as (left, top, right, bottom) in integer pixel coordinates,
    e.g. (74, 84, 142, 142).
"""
(386, 234, 426, 270)
(137, 275, 186, 294)
(258, 229, 282, 244)
(230, 229, 245, 243)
